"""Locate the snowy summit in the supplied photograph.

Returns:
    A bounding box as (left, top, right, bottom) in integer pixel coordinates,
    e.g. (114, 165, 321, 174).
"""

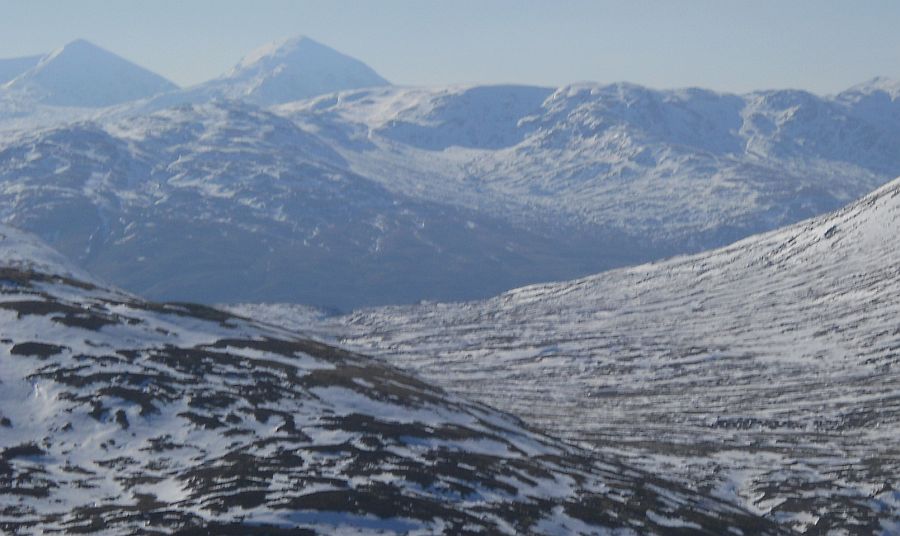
(200, 36, 390, 106)
(2, 39, 177, 108)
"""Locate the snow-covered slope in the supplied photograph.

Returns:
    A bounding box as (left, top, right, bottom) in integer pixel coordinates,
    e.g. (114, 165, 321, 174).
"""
(259, 177, 900, 533)
(0, 55, 41, 85)
(2, 40, 177, 108)
(0, 227, 787, 534)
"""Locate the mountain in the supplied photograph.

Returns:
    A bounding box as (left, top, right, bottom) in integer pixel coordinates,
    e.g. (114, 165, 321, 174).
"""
(214, 36, 390, 105)
(142, 36, 391, 110)
(255, 177, 900, 533)
(4, 78, 900, 308)
(835, 76, 900, 133)
(0, 55, 42, 84)
(2, 39, 177, 108)
(0, 101, 606, 308)
(280, 82, 900, 241)
(0, 226, 787, 534)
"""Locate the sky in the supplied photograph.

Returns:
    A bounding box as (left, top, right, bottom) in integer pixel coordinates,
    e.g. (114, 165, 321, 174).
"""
(0, 0, 898, 95)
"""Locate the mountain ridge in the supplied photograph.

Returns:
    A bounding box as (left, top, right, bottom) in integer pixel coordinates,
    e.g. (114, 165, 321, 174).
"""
(3, 77, 900, 307)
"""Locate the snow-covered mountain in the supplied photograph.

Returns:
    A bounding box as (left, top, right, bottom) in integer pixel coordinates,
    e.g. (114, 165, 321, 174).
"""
(4, 78, 900, 307)
(0, 226, 788, 534)
(0, 101, 604, 308)
(140, 36, 391, 110)
(280, 82, 899, 241)
(2, 39, 177, 108)
(208, 36, 390, 105)
(0, 36, 388, 131)
(254, 177, 900, 533)
(2, 37, 900, 309)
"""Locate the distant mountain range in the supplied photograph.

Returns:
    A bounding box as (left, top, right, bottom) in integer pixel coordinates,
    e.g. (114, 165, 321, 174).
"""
(255, 175, 900, 534)
(0, 38, 899, 309)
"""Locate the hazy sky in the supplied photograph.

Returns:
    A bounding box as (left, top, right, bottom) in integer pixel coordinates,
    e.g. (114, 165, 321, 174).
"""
(1, 0, 898, 95)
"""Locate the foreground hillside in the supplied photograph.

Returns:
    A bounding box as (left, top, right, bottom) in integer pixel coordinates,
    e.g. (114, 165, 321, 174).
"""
(0, 226, 785, 534)
(258, 177, 900, 533)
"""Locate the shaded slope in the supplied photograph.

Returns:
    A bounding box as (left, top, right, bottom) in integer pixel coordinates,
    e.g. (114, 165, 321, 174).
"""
(0, 55, 42, 85)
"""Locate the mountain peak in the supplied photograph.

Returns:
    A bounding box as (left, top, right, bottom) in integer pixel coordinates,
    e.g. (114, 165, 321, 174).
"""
(231, 35, 322, 71)
(56, 38, 100, 52)
(213, 35, 390, 105)
(37, 39, 120, 70)
(4, 38, 177, 108)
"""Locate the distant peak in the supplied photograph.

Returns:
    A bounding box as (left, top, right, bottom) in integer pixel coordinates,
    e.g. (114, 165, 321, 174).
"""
(231, 35, 344, 72)
(40, 38, 117, 66)
(209, 36, 389, 105)
(53, 38, 106, 55)
(6, 37, 177, 107)
(63, 38, 99, 49)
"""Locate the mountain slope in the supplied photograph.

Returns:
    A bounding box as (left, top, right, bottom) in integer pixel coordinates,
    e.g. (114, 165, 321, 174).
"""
(0, 55, 42, 85)
(259, 177, 900, 533)
(0, 227, 787, 534)
(2, 39, 177, 108)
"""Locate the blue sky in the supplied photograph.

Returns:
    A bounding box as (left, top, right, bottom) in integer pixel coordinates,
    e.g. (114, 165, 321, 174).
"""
(1, 0, 898, 94)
